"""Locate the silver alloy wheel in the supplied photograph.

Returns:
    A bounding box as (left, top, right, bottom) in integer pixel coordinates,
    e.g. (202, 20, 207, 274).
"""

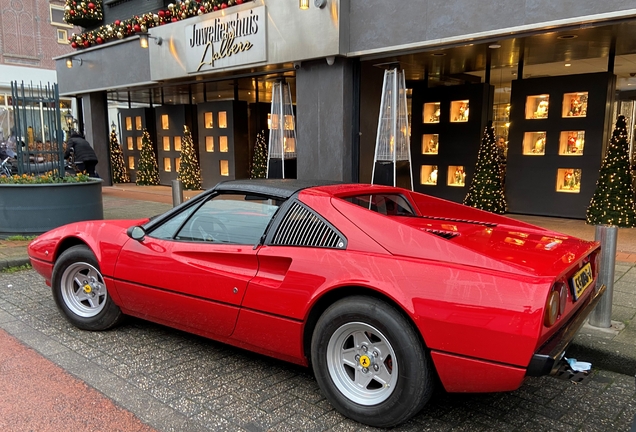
(60, 261, 107, 318)
(326, 321, 398, 405)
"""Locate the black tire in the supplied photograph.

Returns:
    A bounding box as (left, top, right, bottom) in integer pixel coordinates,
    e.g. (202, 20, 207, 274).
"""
(51, 245, 123, 331)
(311, 296, 433, 428)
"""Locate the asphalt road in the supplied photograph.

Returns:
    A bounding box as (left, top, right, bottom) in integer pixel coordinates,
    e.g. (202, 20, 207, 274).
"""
(1, 269, 635, 432)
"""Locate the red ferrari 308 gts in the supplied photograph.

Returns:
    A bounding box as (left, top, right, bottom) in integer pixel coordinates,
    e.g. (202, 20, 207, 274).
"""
(28, 179, 605, 427)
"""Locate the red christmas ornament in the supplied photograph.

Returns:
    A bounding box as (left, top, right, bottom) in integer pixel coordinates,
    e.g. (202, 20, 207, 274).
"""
(213, 6, 218, 11)
(88, 2, 95, 9)
(71, 41, 78, 49)
(236, 0, 243, 3)
(221, 3, 227, 9)
(83, 40, 90, 48)
(96, 37, 103, 44)
(134, 24, 141, 32)
(171, 17, 178, 22)
(126, 24, 132, 30)
(158, 10, 165, 17)
(72, 1, 76, 5)
(199, 6, 205, 12)
(70, 10, 75, 15)
(82, 9, 87, 13)
(115, 20, 121, 26)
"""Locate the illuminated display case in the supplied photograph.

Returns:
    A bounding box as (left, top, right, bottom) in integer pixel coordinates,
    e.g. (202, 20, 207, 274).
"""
(559, 131, 585, 155)
(155, 104, 194, 186)
(522, 132, 547, 155)
(420, 165, 438, 185)
(506, 72, 613, 218)
(447, 166, 466, 187)
(450, 100, 469, 122)
(525, 95, 550, 119)
(423, 102, 441, 124)
(562, 92, 588, 118)
(422, 134, 439, 155)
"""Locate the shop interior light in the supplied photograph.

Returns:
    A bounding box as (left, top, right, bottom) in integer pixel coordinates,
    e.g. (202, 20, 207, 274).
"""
(299, 0, 309, 9)
(565, 63, 572, 67)
(139, 33, 162, 48)
(488, 43, 502, 49)
(66, 57, 82, 68)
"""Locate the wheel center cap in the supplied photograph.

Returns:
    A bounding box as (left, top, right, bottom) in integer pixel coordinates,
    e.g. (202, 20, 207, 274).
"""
(83, 284, 92, 294)
(359, 355, 371, 368)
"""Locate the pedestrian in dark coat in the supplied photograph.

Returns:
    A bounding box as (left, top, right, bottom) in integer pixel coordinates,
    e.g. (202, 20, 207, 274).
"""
(65, 131, 98, 177)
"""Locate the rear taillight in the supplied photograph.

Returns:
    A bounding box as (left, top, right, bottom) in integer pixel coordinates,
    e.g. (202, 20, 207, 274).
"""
(544, 290, 560, 327)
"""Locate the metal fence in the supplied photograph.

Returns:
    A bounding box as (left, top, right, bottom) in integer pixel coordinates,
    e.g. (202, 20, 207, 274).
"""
(10, 81, 65, 176)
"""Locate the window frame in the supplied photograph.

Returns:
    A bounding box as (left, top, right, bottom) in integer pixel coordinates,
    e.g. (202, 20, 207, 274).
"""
(50, 5, 73, 28)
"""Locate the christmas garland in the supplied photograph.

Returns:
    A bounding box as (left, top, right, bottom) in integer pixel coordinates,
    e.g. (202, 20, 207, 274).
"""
(68, 0, 249, 50)
(64, 0, 104, 27)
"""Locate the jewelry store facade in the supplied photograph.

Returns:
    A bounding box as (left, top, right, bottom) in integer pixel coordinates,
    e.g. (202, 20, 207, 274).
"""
(55, 0, 636, 218)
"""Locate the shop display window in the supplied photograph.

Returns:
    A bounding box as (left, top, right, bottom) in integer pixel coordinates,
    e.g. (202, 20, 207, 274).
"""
(447, 166, 466, 187)
(219, 136, 228, 152)
(422, 134, 439, 154)
(161, 114, 169, 130)
(136, 137, 142, 150)
(556, 168, 582, 193)
(174, 136, 182, 151)
(163, 136, 170, 151)
(218, 112, 227, 128)
(175, 157, 181, 173)
(559, 131, 585, 155)
(562, 92, 588, 117)
(420, 165, 438, 185)
(127, 137, 133, 150)
(135, 116, 142, 130)
(220, 160, 229, 176)
(450, 100, 469, 122)
(284, 137, 296, 153)
(268, 113, 275, 129)
(204, 112, 214, 128)
(163, 158, 171, 172)
(525, 95, 550, 119)
(128, 156, 135, 170)
(423, 102, 441, 124)
(125, 117, 132, 131)
(205, 136, 214, 152)
(522, 132, 547, 155)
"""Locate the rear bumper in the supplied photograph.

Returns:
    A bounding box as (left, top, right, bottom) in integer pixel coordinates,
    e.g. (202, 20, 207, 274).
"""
(526, 283, 606, 377)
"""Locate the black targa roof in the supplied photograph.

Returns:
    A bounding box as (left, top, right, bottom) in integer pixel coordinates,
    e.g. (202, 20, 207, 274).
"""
(213, 179, 342, 199)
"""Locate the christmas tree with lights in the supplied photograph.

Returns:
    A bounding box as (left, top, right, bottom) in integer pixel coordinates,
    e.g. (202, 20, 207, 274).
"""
(136, 129, 160, 186)
(109, 124, 129, 183)
(586, 115, 636, 227)
(463, 122, 507, 214)
(177, 125, 202, 190)
(250, 131, 268, 178)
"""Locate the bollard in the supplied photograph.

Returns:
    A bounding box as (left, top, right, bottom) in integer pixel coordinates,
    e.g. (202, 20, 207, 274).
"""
(589, 225, 618, 328)
(171, 179, 184, 207)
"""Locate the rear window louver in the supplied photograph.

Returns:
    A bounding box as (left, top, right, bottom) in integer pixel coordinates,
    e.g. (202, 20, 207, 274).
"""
(272, 202, 346, 249)
(425, 229, 460, 240)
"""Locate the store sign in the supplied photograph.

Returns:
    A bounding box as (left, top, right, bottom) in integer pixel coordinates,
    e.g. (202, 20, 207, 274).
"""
(185, 6, 266, 74)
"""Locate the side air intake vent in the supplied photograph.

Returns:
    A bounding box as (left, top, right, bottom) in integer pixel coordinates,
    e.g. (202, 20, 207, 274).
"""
(425, 229, 460, 240)
(272, 202, 346, 249)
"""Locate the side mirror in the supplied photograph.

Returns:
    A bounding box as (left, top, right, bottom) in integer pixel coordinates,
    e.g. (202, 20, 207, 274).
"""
(127, 225, 146, 241)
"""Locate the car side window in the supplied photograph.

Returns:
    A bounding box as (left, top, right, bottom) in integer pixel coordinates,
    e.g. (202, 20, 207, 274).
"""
(147, 205, 198, 240)
(175, 193, 282, 244)
(344, 194, 415, 216)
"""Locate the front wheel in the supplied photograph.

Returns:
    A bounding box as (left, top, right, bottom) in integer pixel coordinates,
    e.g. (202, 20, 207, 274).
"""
(51, 245, 123, 330)
(311, 296, 433, 428)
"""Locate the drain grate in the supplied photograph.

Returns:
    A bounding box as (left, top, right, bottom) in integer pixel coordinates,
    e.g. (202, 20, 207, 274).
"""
(553, 363, 592, 384)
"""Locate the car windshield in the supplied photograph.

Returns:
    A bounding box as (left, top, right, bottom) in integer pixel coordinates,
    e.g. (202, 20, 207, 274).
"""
(343, 194, 415, 216)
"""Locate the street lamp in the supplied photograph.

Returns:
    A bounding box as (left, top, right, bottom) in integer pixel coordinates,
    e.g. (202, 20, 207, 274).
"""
(64, 110, 75, 132)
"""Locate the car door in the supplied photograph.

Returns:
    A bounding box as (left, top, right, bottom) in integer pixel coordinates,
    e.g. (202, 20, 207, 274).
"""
(113, 193, 282, 337)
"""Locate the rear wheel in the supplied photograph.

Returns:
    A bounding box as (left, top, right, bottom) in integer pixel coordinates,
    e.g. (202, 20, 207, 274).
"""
(311, 296, 433, 427)
(52, 245, 123, 330)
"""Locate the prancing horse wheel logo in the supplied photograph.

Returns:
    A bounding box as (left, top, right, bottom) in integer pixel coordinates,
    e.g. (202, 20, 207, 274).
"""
(359, 355, 371, 368)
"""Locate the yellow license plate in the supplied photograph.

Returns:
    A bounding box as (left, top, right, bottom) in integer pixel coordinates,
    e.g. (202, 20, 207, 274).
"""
(570, 262, 593, 301)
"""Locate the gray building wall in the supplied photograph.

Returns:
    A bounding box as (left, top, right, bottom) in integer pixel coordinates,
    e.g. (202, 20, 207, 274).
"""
(296, 58, 356, 182)
(347, 0, 636, 54)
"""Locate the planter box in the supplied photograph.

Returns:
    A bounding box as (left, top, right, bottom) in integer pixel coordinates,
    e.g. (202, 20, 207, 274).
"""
(0, 180, 103, 234)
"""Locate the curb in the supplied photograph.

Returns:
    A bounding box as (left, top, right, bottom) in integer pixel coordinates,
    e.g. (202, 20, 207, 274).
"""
(567, 340, 636, 377)
(0, 257, 31, 272)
